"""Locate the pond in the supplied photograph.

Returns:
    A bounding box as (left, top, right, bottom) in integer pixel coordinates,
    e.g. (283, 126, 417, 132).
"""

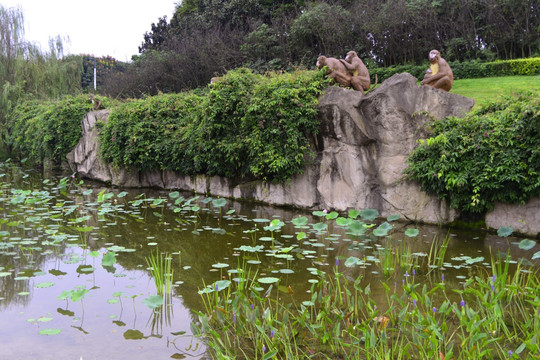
(0, 161, 538, 359)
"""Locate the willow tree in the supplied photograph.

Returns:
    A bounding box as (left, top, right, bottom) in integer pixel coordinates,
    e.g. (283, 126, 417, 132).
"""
(0, 4, 82, 155)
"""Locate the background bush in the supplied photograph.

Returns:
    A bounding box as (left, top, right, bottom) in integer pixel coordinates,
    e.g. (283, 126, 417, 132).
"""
(405, 89, 540, 214)
(98, 68, 331, 182)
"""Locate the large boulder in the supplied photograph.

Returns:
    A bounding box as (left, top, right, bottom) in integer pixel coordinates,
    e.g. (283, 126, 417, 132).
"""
(67, 73, 474, 224)
(486, 198, 540, 237)
(313, 73, 474, 222)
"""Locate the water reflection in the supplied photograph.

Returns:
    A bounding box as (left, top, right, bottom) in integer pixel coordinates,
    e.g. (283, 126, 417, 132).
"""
(0, 163, 538, 359)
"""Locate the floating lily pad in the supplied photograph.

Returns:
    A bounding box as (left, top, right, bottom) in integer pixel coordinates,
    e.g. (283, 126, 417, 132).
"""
(518, 239, 536, 251)
(35, 282, 55, 288)
(465, 256, 484, 264)
(348, 220, 367, 236)
(212, 263, 229, 269)
(405, 228, 420, 237)
(143, 295, 163, 309)
(37, 317, 53, 322)
(497, 226, 513, 237)
(359, 209, 379, 221)
(291, 216, 309, 226)
(336, 217, 352, 226)
(344, 256, 361, 267)
(212, 198, 227, 208)
(373, 222, 392, 237)
(312, 222, 327, 232)
(124, 329, 144, 340)
(39, 328, 61, 336)
(325, 211, 339, 220)
(258, 277, 279, 284)
(348, 209, 361, 219)
(239, 245, 264, 252)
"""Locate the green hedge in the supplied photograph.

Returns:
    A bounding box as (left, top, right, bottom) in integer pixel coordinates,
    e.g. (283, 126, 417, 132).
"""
(405, 89, 540, 214)
(8, 95, 114, 164)
(370, 57, 540, 83)
(99, 68, 331, 182)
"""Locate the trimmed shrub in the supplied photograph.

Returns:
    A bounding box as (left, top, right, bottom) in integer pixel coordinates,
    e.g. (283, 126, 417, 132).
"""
(371, 57, 540, 83)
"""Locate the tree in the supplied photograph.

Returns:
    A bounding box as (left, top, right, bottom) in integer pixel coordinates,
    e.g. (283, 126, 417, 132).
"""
(139, 16, 169, 53)
(289, 2, 355, 61)
(0, 4, 82, 154)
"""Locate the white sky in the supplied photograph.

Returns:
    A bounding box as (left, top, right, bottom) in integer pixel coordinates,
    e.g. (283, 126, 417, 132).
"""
(1, 0, 179, 62)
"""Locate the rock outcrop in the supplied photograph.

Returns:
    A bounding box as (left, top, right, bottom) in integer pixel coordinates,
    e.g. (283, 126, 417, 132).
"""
(66, 73, 537, 236)
(486, 198, 540, 237)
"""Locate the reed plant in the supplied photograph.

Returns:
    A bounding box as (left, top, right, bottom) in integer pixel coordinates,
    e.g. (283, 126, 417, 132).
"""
(427, 232, 451, 271)
(145, 248, 174, 296)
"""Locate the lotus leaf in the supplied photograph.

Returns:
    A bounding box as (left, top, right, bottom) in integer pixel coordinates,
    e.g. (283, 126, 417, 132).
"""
(518, 239, 536, 251)
(143, 295, 163, 309)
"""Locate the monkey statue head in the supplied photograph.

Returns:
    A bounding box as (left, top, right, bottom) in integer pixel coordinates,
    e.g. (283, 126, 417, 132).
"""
(344, 51, 358, 63)
(316, 55, 327, 69)
(428, 50, 441, 63)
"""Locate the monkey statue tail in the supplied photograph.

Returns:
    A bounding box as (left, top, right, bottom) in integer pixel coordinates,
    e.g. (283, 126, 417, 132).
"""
(368, 74, 378, 93)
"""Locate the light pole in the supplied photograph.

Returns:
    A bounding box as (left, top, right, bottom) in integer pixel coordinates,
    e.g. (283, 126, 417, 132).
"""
(93, 58, 97, 91)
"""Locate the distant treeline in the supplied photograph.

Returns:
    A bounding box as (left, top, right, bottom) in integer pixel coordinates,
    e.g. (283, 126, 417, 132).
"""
(99, 0, 539, 97)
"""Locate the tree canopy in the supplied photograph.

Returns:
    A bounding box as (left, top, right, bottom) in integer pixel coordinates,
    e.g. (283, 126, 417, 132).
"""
(105, 0, 538, 97)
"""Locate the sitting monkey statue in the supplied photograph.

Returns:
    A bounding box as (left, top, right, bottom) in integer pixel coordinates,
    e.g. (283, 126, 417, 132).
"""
(88, 94, 102, 110)
(421, 49, 453, 92)
(339, 51, 371, 92)
(316, 55, 352, 88)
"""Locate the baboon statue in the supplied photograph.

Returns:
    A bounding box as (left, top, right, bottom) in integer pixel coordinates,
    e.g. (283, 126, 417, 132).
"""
(421, 49, 454, 92)
(339, 50, 371, 92)
(316, 55, 352, 88)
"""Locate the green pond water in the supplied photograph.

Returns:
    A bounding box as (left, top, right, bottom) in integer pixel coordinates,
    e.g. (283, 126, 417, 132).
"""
(0, 162, 538, 359)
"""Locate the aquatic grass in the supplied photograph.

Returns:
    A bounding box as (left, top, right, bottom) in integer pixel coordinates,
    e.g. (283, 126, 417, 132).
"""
(194, 254, 540, 359)
(376, 244, 397, 277)
(398, 242, 419, 273)
(145, 248, 174, 296)
(374, 240, 417, 277)
(427, 231, 451, 271)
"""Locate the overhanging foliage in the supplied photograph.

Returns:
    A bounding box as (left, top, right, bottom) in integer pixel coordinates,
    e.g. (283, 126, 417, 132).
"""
(406, 89, 540, 213)
(98, 68, 331, 182)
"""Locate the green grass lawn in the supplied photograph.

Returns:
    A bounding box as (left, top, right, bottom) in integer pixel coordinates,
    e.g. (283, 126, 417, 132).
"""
(451, 75, 540, 109)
